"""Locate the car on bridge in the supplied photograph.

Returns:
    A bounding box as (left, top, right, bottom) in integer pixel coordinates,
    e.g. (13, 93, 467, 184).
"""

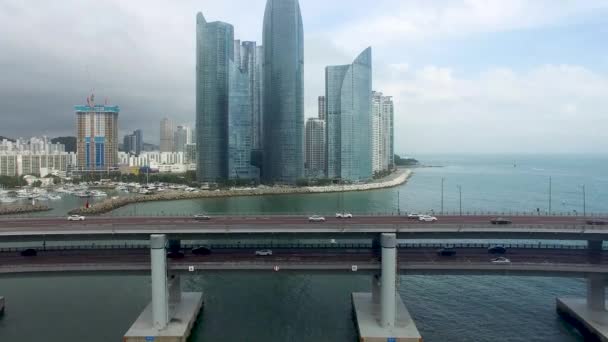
(336, 212, 353, 219)
(418, 215, 438, 222)
(491, 257, 511, 264)
(586, 219, 608, 226)
(308, 215, 326, 222)
(67, 215, 85, 221)
(490, 217, 512, 225)
(488, 246, 507, 254)
(407, 213, 422, 219)
(193, 214, 211, 221)
(255, 249, 273, 256)
(192, 246, 211, 255)
(437, 248, 456, 256)
(167, 251, 185, 259)
(20, 248, 37, 257)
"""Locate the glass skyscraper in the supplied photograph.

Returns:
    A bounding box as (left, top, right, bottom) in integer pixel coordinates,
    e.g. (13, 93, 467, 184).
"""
(228, 45, 259, 180)
(196, 13, 233, 182)
(262, 0, 304, 184)
(325, 48, 373, 182)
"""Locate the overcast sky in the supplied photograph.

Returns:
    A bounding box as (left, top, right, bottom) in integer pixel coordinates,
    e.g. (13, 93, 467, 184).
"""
(1, 0, 607, 154)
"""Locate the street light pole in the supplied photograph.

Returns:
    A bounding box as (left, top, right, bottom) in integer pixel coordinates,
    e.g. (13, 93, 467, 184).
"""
(548, 176, 552, 214)
(457, 185, 462, 216)
(582, 184, 586, 217)
(441, 178, 444, 214)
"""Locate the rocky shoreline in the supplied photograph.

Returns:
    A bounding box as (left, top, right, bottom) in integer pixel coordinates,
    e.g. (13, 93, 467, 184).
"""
(69, 169, 412, 216)
(0, 204, 52, 216)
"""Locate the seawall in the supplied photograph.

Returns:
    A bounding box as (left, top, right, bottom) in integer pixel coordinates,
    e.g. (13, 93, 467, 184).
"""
(68, 169, 412, 216)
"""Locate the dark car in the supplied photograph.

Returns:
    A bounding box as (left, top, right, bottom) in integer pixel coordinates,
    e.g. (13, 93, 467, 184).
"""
(167, 251, 185, 259)
(488, 246, 507, 254)
(586, 219, 608, 226)
(437, 248, 457, 257)
(490, 218, 512, 225)
(20, 248, 37, 257)
(192, 246, 212, 255)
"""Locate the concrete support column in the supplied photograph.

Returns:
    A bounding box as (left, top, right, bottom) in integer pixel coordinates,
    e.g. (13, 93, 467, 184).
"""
(371, 274, 381, 305)
(587, 274, 606, 312)
(150, 234, 169, 330)
(380, 233, 397, 328)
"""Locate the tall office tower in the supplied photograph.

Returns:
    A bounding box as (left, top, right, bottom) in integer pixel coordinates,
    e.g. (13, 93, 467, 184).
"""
(75, 94, 119, 170)
(318, 96, 326, 120)
(228, 56, 259, 180)
(325, 48, 373, 182)
(196, 12, 233, 182)
(262, 0, 304, 184)
(160, 118, 174, 153)
(305, 118, 326, 178)
(253, 45, 264, 151)
(174, 126, 189, 153)
(134, 129, 143, 156)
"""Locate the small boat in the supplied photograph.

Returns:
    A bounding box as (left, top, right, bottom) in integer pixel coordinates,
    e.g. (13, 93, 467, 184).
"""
(0, 197, 17, 204)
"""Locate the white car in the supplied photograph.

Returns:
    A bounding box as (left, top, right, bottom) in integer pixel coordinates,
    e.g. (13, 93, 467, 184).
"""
(418, 215, 438, 222)
(308, 215, 326, 222)
(407, 213, 421, 219)
(193, 214, 211, 221)
(67, 215, 85, 221)
(336, 213, 353, 219)
(255, 249, 273, 256)
(491, 257, 511, 264)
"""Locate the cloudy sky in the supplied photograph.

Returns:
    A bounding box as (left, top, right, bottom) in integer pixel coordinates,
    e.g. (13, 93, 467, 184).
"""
(1, 0, 607, 154)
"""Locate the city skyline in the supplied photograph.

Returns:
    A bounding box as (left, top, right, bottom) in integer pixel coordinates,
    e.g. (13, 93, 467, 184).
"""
(1, 1, 608, 154)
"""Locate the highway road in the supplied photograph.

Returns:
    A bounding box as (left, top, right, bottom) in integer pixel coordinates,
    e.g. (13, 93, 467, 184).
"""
(0, 247, 606, 276)
(0, 215, 606, 242)
(0, 215, 598, 229)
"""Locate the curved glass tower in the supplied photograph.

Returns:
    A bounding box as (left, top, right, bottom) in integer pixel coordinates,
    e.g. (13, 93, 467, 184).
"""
(262, 0, 304, 184)
(196, 13, 234, 182)
(326, 47, 373, 182)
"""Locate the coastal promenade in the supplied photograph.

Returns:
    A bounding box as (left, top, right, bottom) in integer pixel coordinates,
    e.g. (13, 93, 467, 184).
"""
(68, 169, 412, 215)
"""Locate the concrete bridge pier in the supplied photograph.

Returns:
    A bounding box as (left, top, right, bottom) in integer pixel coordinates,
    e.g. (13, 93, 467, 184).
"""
(557, 272, 608, 341)
(352, 233, 422, 341)
(124, 234, 203, 342)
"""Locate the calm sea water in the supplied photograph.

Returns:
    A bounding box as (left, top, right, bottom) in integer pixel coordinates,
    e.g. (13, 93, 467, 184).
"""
(1, 154, 607, 341)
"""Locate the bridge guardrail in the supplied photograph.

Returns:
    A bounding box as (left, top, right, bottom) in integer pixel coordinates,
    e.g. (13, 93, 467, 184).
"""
(0, 242, 595, 253)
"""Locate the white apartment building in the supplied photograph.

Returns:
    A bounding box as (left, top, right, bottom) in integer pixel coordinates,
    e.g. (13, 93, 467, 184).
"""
(0, 138, 76, 176)
(372, 92, 394, 173)
(118, 151, 195, 173)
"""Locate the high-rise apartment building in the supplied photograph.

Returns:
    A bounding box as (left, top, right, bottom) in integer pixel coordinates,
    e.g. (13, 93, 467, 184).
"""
(318, 96, 326, 120)
(196, 13, 233, 182)
(372, 91, 393, 173)
(305, 118, 326, 178)
(325, 48, 373, 182)
(75, 94, 119, 170)
(174, 126, 189, 153)
(160, 118, 174, 153)
(262, 0, 304, 184)
(123, 129, 143, 156)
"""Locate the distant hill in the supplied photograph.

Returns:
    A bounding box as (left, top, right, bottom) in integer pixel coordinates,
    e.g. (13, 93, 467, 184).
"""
(0, 136, 14, 142)
(51, 136, 76, 153)
(394, 154, 419, 167)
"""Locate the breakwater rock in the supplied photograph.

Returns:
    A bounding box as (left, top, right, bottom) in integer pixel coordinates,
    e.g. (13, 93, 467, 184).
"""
(0, 204, 52, 216)
(69, 169, 412, 216)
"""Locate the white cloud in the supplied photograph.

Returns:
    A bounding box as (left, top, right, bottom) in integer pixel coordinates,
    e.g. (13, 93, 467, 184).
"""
(381, 64, 608, 154)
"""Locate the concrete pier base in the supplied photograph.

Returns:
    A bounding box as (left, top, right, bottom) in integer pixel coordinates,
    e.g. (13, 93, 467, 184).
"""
(0, 296, 4, 316)
(352, 292, 422, 342)
(124, 292, 203, 342)
(557, 298, 608, 341)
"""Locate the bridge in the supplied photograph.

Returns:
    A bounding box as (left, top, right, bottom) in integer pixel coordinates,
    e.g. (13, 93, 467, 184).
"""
(1, 215, 607, 341)
(0, 215, 605, 241)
